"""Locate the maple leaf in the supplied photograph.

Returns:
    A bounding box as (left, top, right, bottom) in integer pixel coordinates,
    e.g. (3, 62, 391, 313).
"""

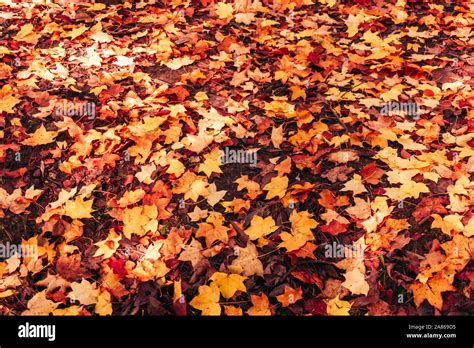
(411, 274, 455, 310)
(210, 272, 246, 299)
(244, 215, 278, 241)
(63, 195, 94, 219)
(131, 259, 170, 282)
(271, 125, 284, 148)
(187, 206, 209, 222)
(135, 163, 156, 184)
(117, 188, 146, 207)
(22, 290, 59, 315)
(14, 23, 40, 44)
(341, 174, 367, 195)
(235, 175, 261, 199)
(90, 22, 113, 43)
(276, 286, 303, 307)
(205, 183, 226, 207)
(327, 296, 352, 316)
(199, 157, 223, 177)
(196, 219, 229, 247)
(0, 84, 21, 113)
(263, 175, 288, 200)
(214, 2, 234, 19)
(185, 179, 209, 202)
(360, 162, 385, 185)
(279, 210, 318, 251)
(68, 279, 99, 306)
(122, 205, 158, 239)
(22, 124, 58, 146)
(94, 229, 121, 259)
(346, 197, 371, 220)
(165, 56, 195, 70)
(229, 242, 264, 277)
(224, 305, 243, 316)
(431, 214, 464, 236)
(384, 181, 429, 200)
(320, 220, 348, 235)
(323, 164, 355, 183)
(341, 268, 370, 296)
(166, 159, 185, 177)
(62, 25, 88, 40)
(190, 283, 221, 316)
(55, 254, 90, 282)
(95, 289, 113, 315)
(247, 293, 271, 316)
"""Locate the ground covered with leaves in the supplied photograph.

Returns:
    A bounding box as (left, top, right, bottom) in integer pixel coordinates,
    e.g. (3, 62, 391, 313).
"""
(0, 0, 473, 316)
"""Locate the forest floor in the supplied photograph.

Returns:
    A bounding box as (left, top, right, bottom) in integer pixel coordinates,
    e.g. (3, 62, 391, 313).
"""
(0, 0, 473, 316)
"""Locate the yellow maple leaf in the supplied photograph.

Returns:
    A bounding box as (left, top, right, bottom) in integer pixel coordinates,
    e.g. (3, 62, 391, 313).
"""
(94, 228, 121, 259)
(290, 85, 306, 100)
(166, 158, 185, 177)
(214, 2, 234, 19)
(63, 195, 94, 219)
(279, 231, 311, 252)
(52, 305, 83, 316)
(117, 188, 146, 207)
(431, 214, 464, 236)
(178, 239, 204, 268)
(95, 289, 113, 315)
(135, 163, 156, 184)
(271, 125, 284, 149)
(380, 84, 404, 102)
(263, 175, 288, 200)
(190, 283, 221, 315)
(235, 175, 262, 199)
(14, 23, 40, 44)
(0, 85, 21, 113)
(22, 124, 58, 146)
(199, 157, 223, 177)
(122, 205, 158, 239)
(244, 215, 278, 240)
(210, 272, 246, 299)
(327, 295, 352, 316)
(345, 14, 361, 38)
(185, 179, 209, 202)
(291, 210, 318, 235)
(279, 210, 318, 251)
